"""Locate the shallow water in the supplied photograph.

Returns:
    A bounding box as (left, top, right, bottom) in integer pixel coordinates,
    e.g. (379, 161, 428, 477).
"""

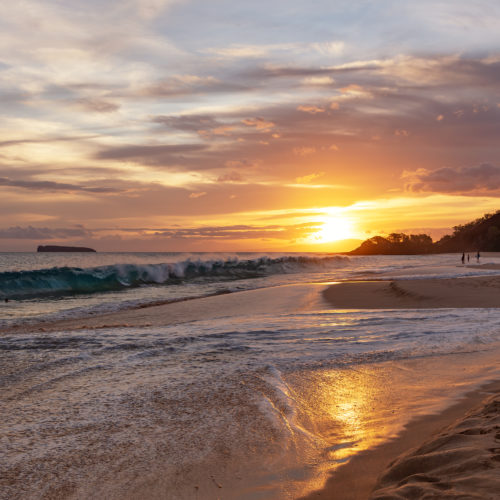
(2, 253, 500, 498)
(2, 292, 500, 499)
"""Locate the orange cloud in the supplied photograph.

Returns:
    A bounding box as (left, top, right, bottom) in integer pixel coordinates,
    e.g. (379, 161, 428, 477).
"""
(217, 172, 244, 182)
(394, 129, 409, 136)
(189, 191, 207, 199)
(297, 105, 325, 114)
(241, 117, 275, 131)
(295, 172, 324, 184)
(292, 146, 316, 156)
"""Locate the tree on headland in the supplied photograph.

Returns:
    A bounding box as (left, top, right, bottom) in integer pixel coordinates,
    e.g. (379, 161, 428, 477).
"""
(350, 233, 433, 255)
(434, 210, 500, 252)
(349, 211, 500, 255)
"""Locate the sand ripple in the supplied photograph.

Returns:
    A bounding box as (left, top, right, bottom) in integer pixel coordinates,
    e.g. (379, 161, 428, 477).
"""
(371, 393, 500, 499)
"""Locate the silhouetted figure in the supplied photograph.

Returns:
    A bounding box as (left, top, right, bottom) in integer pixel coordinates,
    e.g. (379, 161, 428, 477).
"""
(476, 251, 480, 263)
(467, 254, 470, 262)
(461, 252, 465, 264)
(4, 298, 8, 303)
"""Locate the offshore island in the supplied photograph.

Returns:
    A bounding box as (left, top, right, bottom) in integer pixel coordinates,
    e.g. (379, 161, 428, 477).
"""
(37, 245, 96, 252)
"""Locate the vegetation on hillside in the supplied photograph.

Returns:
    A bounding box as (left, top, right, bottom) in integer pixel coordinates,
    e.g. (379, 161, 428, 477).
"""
(349, 211, 500, 255)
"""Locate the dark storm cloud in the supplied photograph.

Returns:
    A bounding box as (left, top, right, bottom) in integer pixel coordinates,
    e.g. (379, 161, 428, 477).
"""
(404, 164, 500, 194)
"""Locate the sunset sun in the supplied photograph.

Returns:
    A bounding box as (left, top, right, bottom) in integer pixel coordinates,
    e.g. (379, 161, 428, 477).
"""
(313, 216, 355, 243)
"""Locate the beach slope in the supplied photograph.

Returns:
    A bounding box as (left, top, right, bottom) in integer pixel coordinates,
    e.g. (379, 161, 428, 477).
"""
(370, 391, 500, 499)
(323, 275, 500, 309)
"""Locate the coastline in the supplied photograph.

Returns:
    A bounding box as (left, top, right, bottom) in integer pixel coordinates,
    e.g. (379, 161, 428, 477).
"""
(323, 274, 500, 309)
(6, 272, 500, 336)
(301, 379, 500, 500)
(0, 283, 327, 335)
(3, 276, 500, 498)
(312, 274, 500, 498)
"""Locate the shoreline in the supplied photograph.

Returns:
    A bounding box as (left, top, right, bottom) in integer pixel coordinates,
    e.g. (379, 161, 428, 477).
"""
(6, 272, 500, 337)
(0, 283, 328, 336)
(3, 277, 500, 498)
(302, 378, 500, 499)
(323, 274, 500, 309)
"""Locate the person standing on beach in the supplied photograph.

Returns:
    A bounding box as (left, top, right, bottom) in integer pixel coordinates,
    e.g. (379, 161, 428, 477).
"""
(467, 254, 470, 262)
(461, 252, 465, 264)
(476, 251, 480, 263)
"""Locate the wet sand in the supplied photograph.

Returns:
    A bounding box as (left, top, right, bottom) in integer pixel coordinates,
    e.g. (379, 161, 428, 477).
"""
(370, 386, 500, 499)
(323, 274, 500, 309)
(301, 380, 500, 500)
(1, 283, 327, 335)
(3, 278, 500, 499)
(306, 275, 500, 499)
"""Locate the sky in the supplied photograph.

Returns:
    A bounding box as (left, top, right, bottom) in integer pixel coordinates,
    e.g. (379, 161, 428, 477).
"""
(1, 0, 499, 252)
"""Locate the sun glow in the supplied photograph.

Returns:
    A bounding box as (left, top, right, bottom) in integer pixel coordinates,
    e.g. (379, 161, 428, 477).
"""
(312, 216, 355, 243)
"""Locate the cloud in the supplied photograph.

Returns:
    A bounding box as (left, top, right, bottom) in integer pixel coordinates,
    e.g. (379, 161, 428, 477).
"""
(297, 105, 325, 114)
(205, 40, 344, 62)
(302, 76, 334, 86)
(217, 172, 244, 182)
(140, 75, 246, 98)
(74, 98, 120, 113)
(188, 191, 206, 198)
(295, 172, 324, 184)
(96, 143, 207, 163)
(241, 117, 275, 131)
(310, 41, 344, 56)
(394, 129, 409, 137)
(0, 134, 101, 148)
(0, 225, 92, 239)
(292, 146, 316, 156)
(0, 177, 123, 193)
(152, 114, 220, 131)
(403, 164, 500, 194)
(150, 222, 320, 240)
(205, 45, 271, 59)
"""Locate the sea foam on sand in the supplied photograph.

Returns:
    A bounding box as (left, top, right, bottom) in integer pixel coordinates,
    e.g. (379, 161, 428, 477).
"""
(3, 278, 500, 499)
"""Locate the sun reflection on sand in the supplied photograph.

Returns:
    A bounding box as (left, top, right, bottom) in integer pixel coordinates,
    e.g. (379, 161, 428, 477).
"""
(282, 365, 406, 496)
(278, 349, 500, 499)
(320, 370, 395, 458)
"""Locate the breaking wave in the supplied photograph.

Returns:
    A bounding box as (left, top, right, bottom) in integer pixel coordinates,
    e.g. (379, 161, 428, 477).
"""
(0, 254, 348, 299)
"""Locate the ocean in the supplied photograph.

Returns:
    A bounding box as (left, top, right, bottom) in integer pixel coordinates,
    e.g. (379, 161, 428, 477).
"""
(2, 252, 500, 499)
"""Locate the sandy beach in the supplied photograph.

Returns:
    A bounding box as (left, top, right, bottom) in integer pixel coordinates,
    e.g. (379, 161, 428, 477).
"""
(370, 387, 500, 499)
(301, 380, 500, 500)
(302, 274, 500, 499)
(2, 275, 500, 499)
(323, 272, 500, 309)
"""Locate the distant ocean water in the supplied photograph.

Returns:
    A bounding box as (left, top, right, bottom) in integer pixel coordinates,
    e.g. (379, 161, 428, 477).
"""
(2, 252, 500, 499)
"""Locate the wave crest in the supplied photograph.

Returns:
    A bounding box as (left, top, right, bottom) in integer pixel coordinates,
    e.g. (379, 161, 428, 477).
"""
(0, 254, 348, 299)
